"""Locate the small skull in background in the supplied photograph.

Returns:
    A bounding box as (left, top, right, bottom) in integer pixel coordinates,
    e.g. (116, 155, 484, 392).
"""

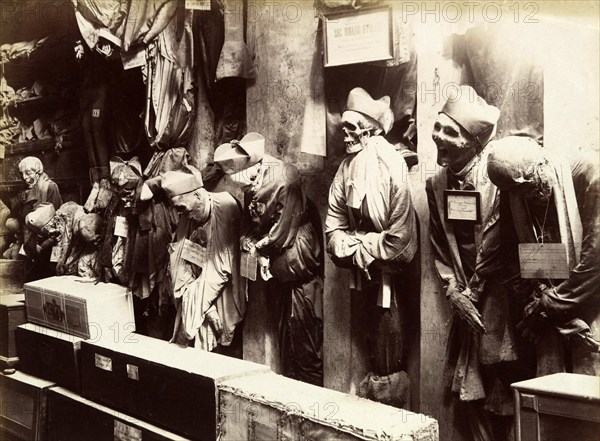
(78, 213, 104, 246)
(341, 110, 380, 154)
(110, 162, 141, 208)
(18, 156, 43, 188)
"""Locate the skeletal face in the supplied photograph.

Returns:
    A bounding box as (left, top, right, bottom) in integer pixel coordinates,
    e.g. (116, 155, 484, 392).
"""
(432, 113, 479, 172)
(341, 111, 377, 154)
(78, 214, 103, 246)
(110, 165, 140, 207)
(21, 168, 41, 188)
(509, 162, 555, 204)
(228, 162, 262, 191)
(171, 191, 209, 223)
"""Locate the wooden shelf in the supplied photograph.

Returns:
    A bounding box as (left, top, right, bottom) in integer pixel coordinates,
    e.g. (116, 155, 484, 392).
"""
(0, 177, 86, 192)
(3, 138, 56, 156)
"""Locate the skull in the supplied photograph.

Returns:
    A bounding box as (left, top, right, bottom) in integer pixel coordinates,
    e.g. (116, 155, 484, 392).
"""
(432, 113, 479, 172)
(341, 110, 379, 154)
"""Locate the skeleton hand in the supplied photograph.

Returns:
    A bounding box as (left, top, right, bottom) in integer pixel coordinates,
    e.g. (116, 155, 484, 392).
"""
(517, 284, 553, 342)
(257, 255, 273, 281)
(74, 40, 85, 60)
(447, 285, 486, 334)
(254, 237, 268, 250)
(241, 235, 258, 253)
(205, 307, 222, 338)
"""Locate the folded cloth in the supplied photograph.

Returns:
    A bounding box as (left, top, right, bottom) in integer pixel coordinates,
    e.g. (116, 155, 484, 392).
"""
(358, 370, 410, 409)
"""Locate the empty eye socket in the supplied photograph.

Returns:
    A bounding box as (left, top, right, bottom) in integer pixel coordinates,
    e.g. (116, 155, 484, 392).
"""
(342, 122, 358, 132)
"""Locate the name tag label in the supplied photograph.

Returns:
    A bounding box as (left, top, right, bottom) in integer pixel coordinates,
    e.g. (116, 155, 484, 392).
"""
(518, 243, 570, 279)
(95, 353, 113, 371)
(241, 252, 258, 281)
(126, 364, 139, 381)
(181, 238, 207, 268)
(50, 246, 61, 263)
(114, 216, 129, 238)
(444, 190, 481, 223)
(114, 420, 142, 441)
(185, 0, 211, 10)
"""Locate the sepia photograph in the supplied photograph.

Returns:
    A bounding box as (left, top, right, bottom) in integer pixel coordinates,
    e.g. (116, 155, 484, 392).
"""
(0, 1, 598, 440)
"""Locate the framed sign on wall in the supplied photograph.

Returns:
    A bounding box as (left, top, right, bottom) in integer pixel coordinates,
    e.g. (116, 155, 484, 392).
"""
(323, 6, 393, 67)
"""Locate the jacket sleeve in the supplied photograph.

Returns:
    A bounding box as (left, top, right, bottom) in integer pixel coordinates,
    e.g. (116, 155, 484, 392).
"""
(426, 178, 457, 291)
(260, 178, 306, 251)
(46, 182, 63, 210)
(354, 170, 418, 266)
(325, 165, 357, 268)
(551, 157, 600, 316)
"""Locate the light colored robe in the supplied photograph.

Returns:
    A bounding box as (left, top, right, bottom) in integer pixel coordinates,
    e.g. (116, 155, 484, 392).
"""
(169, 191, 244, 351)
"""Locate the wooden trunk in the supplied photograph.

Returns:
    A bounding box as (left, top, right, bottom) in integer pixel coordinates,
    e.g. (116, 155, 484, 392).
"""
(15, 323, 83, 393)
(0, 293, 26, 367)
(80, 334, 270, 441)
(48, 386, 192, 441)
(219, 372, 439, 441)
(24, 276, 135, 339)
(0, 371, 55, 441)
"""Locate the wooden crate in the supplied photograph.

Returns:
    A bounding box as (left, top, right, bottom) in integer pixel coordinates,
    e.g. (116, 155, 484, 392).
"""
(0, 370, 55, 441)
(0, 293, 26, 367)
(80, 334, 270, 441)
(219, 372, 439, 441)
(24, 276, 134, 339)
(15, 323, 83, 393)
(48, 386, 192, 441)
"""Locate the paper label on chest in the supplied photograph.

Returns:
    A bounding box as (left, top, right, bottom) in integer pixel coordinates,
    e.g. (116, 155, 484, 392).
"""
(518, 243, 570, 279)
(241, 252, 258, 281)
(181, 239, 208, 268)
(444, 190, 481, 223)
(114, 216, 129, 238)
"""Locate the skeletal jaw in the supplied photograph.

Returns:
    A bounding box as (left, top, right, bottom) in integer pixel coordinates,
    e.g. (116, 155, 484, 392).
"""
(341, 111, 376, 154)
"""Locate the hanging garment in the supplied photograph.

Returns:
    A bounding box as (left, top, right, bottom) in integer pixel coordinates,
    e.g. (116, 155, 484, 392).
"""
(506, 151, 599, 375)
(426, 143, 535, 415)
(72, 0, 128, 50)
(127, 148, 189, 301)
(325, 135, 419, 389)
(242, 156, 324, 385)
(169, 191, 243, 351)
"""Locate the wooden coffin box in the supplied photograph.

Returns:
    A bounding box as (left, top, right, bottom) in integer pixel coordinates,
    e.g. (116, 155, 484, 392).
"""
(0, 260, 25, 295)
(218, 372, 439, 441)
(15, 323, 83, 392)
(512, 373, 600, 441)
(47, 386, 192, 441)
(24, 276, 134, 339)
(80, 334, 270, 441)
(0, 371, 55, 441)
(0, 293, 26, 367)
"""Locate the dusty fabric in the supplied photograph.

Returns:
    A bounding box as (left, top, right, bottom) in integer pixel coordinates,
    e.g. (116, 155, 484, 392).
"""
(0, 37, 49, 63)
(169, 192, 243, 351)
(120, 0, 179, 53)
(241, 156, 324, 384)
(0, 199, 11, 254)
(127, 148, 189, 300)
(506, 151, 599, 375)
(325, 135, 419, 399)
(72, 0, 128, 50)
(426, 144, 533, 412)
(358, 371, 410, 409)
(325, 136, 418, 275)
(278, 276, 324, 386)
(141, 6, 195, 151)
